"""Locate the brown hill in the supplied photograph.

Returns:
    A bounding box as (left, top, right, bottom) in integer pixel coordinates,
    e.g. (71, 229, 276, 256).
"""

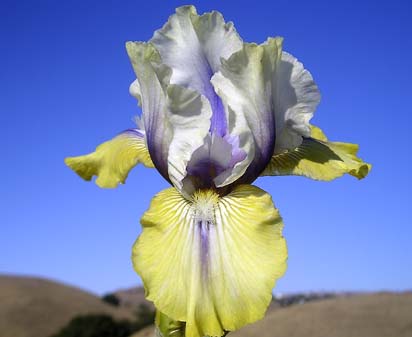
(232, 292, 412, 337)
(114, 286, 154, 312)
(131, 292, 412, 337)
(0, 275, 134, 337)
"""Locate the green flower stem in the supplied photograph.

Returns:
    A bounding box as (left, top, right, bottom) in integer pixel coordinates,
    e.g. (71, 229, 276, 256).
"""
(155, 311, 230, 337)
(155, 311, 185, 337)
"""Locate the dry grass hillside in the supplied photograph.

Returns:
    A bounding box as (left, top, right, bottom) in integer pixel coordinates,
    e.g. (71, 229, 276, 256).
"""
(2, 274, 410, 337)
(0, 275, 134, 337)
(131, 293, 412, 337)
(232, 292, 412, 337)
(114, 286, 154, 311)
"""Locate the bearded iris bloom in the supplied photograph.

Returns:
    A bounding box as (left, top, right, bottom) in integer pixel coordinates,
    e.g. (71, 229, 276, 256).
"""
(65, 6, 370, 337)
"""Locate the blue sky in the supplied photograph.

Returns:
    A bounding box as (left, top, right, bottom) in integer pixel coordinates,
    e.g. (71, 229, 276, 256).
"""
(1, 0, 411, 295)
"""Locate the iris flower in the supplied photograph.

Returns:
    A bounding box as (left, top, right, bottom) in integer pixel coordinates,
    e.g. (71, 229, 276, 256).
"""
(65, 6, 370, 337)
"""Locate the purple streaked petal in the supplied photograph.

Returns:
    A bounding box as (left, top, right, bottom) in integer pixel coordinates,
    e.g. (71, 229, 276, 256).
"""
(150, 6, 242, 137)
(211, 38, 283, 185)
(183, 134, 247, 193)
(209, 89, 227, 136)
(126, 42, 172, 183)
(198, 219, 211, 278)
(184, 135, 230, 190)
(127, 42, 212, 194)
(122, 128, 145, 138)
(224, 134, 247, 168)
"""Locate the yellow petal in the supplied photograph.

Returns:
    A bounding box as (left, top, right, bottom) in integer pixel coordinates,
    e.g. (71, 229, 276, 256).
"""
(309, 125, 328, 141)
(262, 125, 371, 180)
(133, 185, 287, 337)
(65, 130, 154, 188)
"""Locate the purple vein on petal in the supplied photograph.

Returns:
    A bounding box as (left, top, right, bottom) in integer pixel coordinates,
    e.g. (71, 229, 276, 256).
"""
(204, 62, 227, 137)
(122, 128, 145, 138)
(198, 219, 211, 277)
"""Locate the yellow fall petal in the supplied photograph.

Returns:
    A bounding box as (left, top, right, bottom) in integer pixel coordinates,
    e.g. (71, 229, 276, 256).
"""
(133, 185, 287, 337)
(262, 125, 371, 180)
(310, 125, 328, 141)
(65, 130, 154, 188)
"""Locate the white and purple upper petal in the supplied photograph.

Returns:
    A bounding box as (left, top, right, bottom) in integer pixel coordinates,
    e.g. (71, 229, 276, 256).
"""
(126, 42, 172, 183)
(126, 42, 212, 195)
(274, 52, 321, 153)
(150, 5, 242, 137)
(127, 6, 249, 195)
(211, 38, 283, 185)
(126, 6, 321, 196)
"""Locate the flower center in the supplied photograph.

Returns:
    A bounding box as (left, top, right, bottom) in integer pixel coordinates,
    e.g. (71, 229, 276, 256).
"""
(192, 189, 219, 222)
(182, 134, 247, 194)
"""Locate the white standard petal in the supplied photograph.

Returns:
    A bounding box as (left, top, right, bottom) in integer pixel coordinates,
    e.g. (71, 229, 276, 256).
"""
(151, 5, 242, 92)
(166, 84, 212, 195)
(151, 5, 243, 136)
(129, 79, 142, 106)
(126, 42, 172, 182)
(211, 38, 283, 186)
(274, 51, 321, 153)
(126, 42, 212, 193)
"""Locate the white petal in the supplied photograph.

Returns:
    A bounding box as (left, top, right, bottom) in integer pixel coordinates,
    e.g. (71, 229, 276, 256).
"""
(129, 79, 142, 106)
(151, 5, 242, 93)
(126, 42, 212, 193)
(166, 84, 212, 195)
(274, 52, 321, 153)
(151, 5, 243, 136)
(126, 42, 172, 181)
(211, 38, 283, 186)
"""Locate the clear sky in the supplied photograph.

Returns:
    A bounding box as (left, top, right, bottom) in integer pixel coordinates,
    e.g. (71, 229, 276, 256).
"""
(1, 0, 411, 295)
